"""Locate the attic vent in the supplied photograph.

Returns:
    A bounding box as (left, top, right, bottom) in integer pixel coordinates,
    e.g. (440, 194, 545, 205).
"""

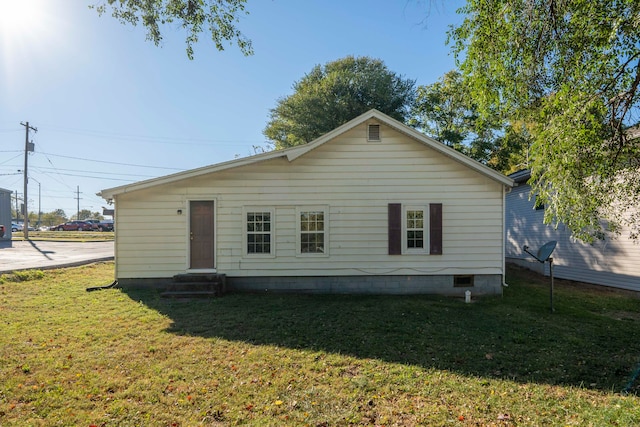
(367, 124, 381, 141)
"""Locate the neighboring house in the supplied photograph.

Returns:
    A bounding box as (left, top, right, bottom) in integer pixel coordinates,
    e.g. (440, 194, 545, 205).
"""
(99, 110, 514, 295)
(0, 188, 12, 241)
(506, 170, 640, 292)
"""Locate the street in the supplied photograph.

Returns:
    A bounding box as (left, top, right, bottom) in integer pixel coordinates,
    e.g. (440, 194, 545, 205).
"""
(0, 240, 114, 273)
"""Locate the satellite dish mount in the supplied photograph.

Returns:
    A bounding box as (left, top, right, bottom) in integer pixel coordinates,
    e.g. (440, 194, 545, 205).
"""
(523, 241, 557, 312)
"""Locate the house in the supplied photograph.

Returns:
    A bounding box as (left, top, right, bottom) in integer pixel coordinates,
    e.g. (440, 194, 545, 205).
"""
(506, 170, 640, 292)
(99, 110, 514, 295)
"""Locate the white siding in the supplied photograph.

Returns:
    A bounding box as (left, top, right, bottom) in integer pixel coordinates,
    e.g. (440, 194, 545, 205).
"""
(506, 183, 640, 291)
(114, 122, 506, 279)
(0, 189, 12, 241)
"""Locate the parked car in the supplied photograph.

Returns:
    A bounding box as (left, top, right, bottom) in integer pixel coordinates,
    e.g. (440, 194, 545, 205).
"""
(0, 224, 4, 238)
(12, 222, 22, 232)
(54, 221, 95, 231)
(97, 220, 114, 232)
(83, 219, 101, 230)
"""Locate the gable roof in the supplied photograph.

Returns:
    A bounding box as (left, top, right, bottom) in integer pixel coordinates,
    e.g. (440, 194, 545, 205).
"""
(99, 109, 514, 200)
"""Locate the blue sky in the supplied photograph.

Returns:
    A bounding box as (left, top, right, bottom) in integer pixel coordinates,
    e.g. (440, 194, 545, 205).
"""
(0, 0, 465, 217)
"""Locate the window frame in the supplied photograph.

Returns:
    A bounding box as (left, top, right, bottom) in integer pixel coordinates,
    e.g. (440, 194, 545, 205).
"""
(242, 207, 276, 258)
(296, 206, 329, 257)
(402, 205, 428, 254)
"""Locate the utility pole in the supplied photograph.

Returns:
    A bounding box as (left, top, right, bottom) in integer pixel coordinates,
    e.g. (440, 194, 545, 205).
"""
(20, 122, 36, 240)
(29, 177, 42, 228)
(14, 191, 19, 221)
(38, 181, 41, 227)
(75, 186, 81, 219)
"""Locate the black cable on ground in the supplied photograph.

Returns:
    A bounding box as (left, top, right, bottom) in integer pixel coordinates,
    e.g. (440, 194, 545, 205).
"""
(86, 280, 119, 292)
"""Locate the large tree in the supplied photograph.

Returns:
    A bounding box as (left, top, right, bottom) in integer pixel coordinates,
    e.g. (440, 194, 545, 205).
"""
(411, 70, 531, 174)
(92, 0, 253, 59)
(264, 56, 416, 149)
(411, 71, 479, 153)
(449, 0, 640, 241)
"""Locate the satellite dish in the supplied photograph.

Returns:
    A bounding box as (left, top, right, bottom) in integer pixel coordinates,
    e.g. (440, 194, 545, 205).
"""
(536, 241, 557, 262)
(523, 241, 557, 263)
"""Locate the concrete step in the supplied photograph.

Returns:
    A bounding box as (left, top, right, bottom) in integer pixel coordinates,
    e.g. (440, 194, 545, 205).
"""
(163, 273, 226, 298)
(165, 282, 219, 292)
(173, 273, 225, 283)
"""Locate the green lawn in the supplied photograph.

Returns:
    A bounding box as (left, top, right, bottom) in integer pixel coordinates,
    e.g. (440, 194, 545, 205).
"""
(1, 262, 639, 426)
(10, 230, 114, 242)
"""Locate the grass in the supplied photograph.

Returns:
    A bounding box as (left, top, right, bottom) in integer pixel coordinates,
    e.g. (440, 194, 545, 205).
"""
(9, 231, 114, 242)
(1, 262, 639, 426)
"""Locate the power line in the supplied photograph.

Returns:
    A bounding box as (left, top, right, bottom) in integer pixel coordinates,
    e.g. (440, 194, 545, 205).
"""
(35, 171, 138, 182)
(38, 152, 81, 193)
(0, 153, 24, 166)
(1, 164, 153, 179)
(37, 151, 186, 171)
(39, 124, 263, 146)
(30, 165, 156, 178)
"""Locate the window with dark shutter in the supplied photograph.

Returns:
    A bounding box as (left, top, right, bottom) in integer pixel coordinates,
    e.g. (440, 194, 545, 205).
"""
(406, 209, 424, 249)
(429, 203, 443, 255)
(388, 203, 402, 255)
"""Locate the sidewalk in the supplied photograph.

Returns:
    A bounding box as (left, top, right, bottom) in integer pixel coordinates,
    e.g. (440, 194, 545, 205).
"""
(0, 240, 114, 273)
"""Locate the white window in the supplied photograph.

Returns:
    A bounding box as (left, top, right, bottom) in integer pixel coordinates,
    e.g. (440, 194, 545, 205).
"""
(244, 208, 275, 257)
(403, 205, 428, 254)
(297, 206, 328, 255)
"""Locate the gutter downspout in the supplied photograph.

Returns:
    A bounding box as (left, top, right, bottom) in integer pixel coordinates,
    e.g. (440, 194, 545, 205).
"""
(502, 186, 513, 294)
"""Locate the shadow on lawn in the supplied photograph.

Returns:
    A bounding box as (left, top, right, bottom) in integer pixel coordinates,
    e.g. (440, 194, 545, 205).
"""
(121, 265, 640, 395)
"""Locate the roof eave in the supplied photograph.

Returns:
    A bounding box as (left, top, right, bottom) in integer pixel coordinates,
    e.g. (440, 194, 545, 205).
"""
(98, 149, 292, 200)
(508, 169, 531, 184)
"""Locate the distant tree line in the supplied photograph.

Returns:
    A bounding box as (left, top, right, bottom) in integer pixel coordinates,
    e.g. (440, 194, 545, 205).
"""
(12, 208, 104, 228)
